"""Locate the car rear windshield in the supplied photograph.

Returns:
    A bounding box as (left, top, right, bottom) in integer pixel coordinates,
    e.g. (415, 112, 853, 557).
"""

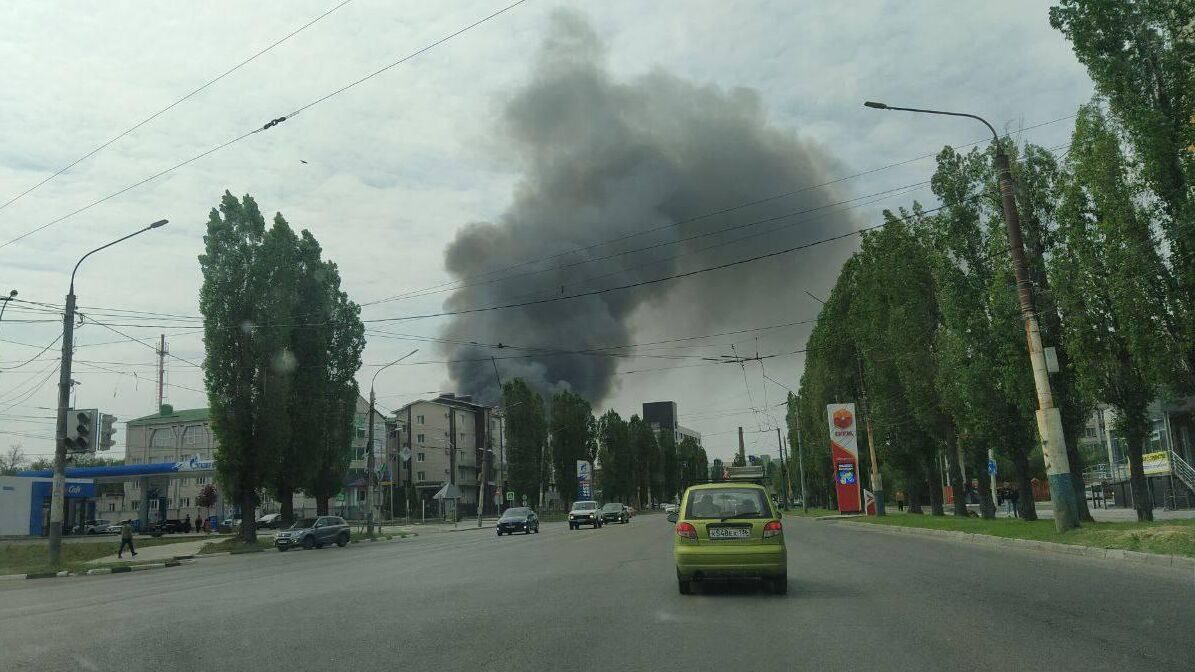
(685, 488, 774, 519)
(600, 503, 621, 512)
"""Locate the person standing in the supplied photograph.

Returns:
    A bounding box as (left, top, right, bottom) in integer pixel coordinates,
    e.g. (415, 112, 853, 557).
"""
(118, 520, 137, 558)
(1008, 487, 1020, 518)
(895, 490, 906, 512)
(184, 514, 192, 534)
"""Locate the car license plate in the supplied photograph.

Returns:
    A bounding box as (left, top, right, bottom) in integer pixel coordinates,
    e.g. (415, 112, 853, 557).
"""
(707, 526, 750, 539)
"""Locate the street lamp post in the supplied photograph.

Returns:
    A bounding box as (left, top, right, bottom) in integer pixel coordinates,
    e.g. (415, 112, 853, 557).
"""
(0, 289, 17, 333)
(366, 349, 418, 538)
(49, 220, 168, 566)
(863, 101, 1081, 531)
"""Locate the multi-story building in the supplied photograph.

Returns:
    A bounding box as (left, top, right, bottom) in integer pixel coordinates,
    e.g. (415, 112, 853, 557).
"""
(113, 396, 385, 524)
(643, 401, 702, 447)
(395, 393, 504, 518)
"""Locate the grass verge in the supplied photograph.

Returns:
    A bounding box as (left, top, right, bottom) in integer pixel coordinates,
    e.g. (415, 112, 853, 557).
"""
(782, 507, 841, 518)
(198, 537, 275, 554)
(1, 536, 202, 576)
(847, 511, 1195, 558)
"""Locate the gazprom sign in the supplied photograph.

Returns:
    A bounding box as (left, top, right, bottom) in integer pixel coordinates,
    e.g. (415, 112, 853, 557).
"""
(173, 454, 215, 473)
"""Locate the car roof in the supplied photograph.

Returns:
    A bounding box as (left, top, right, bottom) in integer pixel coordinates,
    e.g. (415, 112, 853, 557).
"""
(685, 482, 768, 492)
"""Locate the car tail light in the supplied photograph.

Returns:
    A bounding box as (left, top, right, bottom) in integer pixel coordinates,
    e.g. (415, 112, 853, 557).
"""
(762, 520, 783, 538)
(675, 522, 697, 540)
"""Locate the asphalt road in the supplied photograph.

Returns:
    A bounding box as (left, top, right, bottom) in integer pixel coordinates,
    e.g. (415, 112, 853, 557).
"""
(1, 515, 1192, 671)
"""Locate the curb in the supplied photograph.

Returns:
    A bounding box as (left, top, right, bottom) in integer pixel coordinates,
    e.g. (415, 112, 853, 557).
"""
(825, 520, 1195, 570)
(0, 559, 195, 580)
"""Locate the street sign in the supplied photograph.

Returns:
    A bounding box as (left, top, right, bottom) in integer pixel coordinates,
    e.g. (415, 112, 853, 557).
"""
(505, 491, 515, 502)
(335, 493, 346, 503)
(987, 458, 997, 476)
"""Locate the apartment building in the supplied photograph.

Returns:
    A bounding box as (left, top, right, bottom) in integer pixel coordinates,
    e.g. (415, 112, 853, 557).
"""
(395, 393, 504, 517)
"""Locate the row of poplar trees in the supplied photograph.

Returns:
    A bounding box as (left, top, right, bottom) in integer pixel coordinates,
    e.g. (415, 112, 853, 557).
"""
(793, 1, 1194, 523)
(200, 192, 366, 542)
(501, 379, 708, 509)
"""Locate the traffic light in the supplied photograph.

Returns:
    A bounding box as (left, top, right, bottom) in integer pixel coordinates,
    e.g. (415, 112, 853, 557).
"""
(65, 408, 98, 453)
(99, 414, 117, 451)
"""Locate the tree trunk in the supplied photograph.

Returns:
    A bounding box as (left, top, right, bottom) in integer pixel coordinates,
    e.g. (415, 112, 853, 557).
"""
(1011, 443, 1037, 521)
(947, 437, 968, 517)
(927, 451, 944, 516)
(906, 467, 924, 514)
(279, 486, 294, 526)
(1122, 407, 1155, 522)
(316, 495, 329, 516)
(239, 489, 257, 543)
(973, 441, 995, 519)
(1066, 435, 1095, 523)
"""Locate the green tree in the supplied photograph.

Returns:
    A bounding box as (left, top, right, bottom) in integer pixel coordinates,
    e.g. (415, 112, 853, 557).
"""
(1051, 1, 1195, 385)
(628, 415, 659, 507)
(0, 444, 26, 475)
(596, 410, 633, 504)
(502, 379, 546, 507)
(549, 390, 595, 508)
(300, 253, 364, 516)
(1050, 104, 1176, 521)
(659, 430, 678, 503)
(200, 193, 298, 543)
(676, 436, 703, 495)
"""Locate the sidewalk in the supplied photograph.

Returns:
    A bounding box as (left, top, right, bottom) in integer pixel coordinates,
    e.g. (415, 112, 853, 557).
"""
(87, 539, 210, 565)
(962, 503, 1195, 522)
(376, 518, 499, 535)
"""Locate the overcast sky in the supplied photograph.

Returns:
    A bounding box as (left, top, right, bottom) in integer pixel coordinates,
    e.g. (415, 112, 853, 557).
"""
(0, 1, 1093, 467)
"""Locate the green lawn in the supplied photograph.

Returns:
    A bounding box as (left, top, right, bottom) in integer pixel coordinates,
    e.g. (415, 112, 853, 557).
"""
(847, 511, 1195, 558)
(0, 536, 202, 576)
(198, 537, 275, 554)
(781, 507, 841, 518)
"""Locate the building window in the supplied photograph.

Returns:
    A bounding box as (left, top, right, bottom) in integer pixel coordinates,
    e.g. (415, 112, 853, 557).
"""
(357, 490, 365, 502)
(150, 428, 174, 452)
(182, 425, 209, 451)
(417, 471, 426, 481)
(356, 427, 366, 439)
(195, 476, 206, 485)
(417, 434, 425, 443)
(131, 481, 139, 491)
(417, 452, 425, 462)
(417, 415, 425, 424)
(108, 503, 116, 512)
(179, 497, 191, 507)
(131, 500, 140, 511)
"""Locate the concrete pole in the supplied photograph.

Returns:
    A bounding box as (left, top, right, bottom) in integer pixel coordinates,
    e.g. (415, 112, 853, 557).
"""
(366, 387, 377, 537)
(48, 291, 75, 566)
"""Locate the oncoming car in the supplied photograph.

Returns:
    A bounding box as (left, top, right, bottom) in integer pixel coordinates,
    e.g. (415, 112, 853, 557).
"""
(670, 482, 787, 595)
(568, 500, 602, 529)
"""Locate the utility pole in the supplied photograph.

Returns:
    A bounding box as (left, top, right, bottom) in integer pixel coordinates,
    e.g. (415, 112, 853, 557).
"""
(448, 406, 458, 523)
(366, 349, 417, 538)
(856, 357, 885, 516)
(793, 410, 809, 513)
(864, 100, 1079, 531)
(775, 428, 791, 508)
(477, 409, 491, 528)
(156, 334, 167, 409)
(49, 220, 167, 566)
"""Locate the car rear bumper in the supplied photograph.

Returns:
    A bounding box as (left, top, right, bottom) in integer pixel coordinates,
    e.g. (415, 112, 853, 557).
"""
(675, 543, 786, 578)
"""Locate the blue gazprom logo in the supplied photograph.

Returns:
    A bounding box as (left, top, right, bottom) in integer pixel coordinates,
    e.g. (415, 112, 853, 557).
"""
(66, 484, 83, 495)
(173, 454, 215, 472)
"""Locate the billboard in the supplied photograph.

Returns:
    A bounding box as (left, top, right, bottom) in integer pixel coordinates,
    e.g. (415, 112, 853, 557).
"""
(1142, 451, 1170, 476)
(576, 460, 593, 500)
(827, 403, 862, 514)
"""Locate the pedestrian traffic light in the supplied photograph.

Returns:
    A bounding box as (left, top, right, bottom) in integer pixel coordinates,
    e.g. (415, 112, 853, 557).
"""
(65, 408, 98, 453)
(99, 413, 117, 451)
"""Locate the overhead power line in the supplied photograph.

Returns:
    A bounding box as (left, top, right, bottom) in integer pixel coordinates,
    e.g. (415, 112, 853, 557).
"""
(0, 0, 529, 251)
(0, 0, 354, 215)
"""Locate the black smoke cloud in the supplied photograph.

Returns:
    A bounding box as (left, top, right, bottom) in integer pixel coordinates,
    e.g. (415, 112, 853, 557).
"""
(440, 10, 857, 404)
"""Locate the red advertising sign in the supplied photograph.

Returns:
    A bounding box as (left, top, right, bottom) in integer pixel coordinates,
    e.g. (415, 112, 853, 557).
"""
(827, 403, 862, 514)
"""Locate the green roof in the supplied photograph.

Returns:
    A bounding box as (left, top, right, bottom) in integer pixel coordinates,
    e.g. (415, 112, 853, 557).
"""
(127, 407, 210, 426)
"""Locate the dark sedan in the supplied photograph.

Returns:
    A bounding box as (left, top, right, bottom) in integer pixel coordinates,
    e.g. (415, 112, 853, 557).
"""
(599, 503, 629, 524)
(496, 507, 540, 536)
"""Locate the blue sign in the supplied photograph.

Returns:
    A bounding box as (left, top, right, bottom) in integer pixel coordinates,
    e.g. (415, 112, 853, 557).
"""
(987, 459, 997, 476)
(836, 462, 857, 485)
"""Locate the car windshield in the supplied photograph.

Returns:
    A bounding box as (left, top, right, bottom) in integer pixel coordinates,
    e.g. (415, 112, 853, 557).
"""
(291, 518, 317, 529)
(501, 508, 530, 519)
(573, 502, 597, 511)
(601, 504, 621, 512)
(685, 488, 773, 519)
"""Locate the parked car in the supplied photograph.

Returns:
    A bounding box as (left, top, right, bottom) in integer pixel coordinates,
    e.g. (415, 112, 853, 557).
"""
(74, 519, 111, 535)
(496, 507, 540, 535)
(568, 500, 603, 529)
(274, 516, 350, 551)
(663, 504, 679, 515)
(256, 513, 283, 529)
(599, 503, 629, 525)
(105, 520, 134, 534)
(147, 519, 183, 537)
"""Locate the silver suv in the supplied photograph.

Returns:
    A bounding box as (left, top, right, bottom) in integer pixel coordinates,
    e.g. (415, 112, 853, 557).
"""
(274, 516, 351, 551)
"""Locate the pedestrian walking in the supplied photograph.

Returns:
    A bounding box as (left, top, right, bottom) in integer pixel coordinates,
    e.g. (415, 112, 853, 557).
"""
(118, 520, 137, 558)
(184, 514, 192, 533)
(895, 490, 905, 512)
(1008, 487, 1020, 518)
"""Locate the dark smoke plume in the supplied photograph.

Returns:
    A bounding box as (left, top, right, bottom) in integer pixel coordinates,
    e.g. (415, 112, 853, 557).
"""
(441, 10, 858, 403)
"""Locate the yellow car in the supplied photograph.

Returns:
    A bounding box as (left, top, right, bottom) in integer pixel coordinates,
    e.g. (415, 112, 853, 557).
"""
(670, 481, 787, 595)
